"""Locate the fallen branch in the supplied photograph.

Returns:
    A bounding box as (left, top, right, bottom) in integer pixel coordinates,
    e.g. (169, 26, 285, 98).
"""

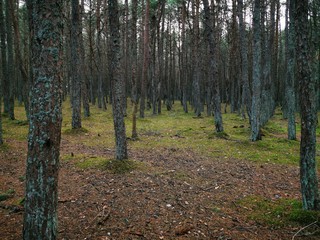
(292, 221, 319, 240)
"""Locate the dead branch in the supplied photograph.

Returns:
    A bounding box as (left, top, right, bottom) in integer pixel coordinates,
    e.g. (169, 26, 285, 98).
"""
(292, 221, 319, 240)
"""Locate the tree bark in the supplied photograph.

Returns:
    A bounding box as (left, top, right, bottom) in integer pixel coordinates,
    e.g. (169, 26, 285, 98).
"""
(295, 0, 320, 210)
(80, 0, 90, 117)
(5, 0, 15, 120)
(96, 0, 107, 110)
(109, 0, 128, 160)
(250, 0, 262, 141)
(192, 0, 202, 117)
(131, 0, 138, 139)
(285, 0, 296, 140)
(71, 0, 82, 129)
(0, 0, 5, 144)
(23, 1, 63, 238)
(12, 0, 30, 119)
(140, 0, 150, 118)
(181, 2, 188, 113)
(237, 0, 251, 120)
(88, 0, 96, 105)
(203, 0, 223, 132)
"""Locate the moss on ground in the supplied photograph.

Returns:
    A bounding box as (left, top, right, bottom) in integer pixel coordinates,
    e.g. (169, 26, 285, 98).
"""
(0, 189, 15, 202)
(103, 159, 139, 174)
(2, 101, 319, 167)
(63, 127, 89, 135)
(238, 195, 320, 228)
(76, 156, 109, 169)
(74, 155, 140, 174)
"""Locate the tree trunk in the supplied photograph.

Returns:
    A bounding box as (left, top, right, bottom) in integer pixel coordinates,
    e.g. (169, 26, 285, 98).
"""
(295, 0, 320, 210)
(23, 1, 63, 238)
(96, 0, 105, 110)
(12, 0, 30, 119)
(250, 0, 262, 141)
(5, 0, 15, 120)
(62, 0, 71, 101)
(109, 0, 128, 160)
(0, 0, 5, 144)
(140, 0, 150, 118)
(237, 0, 251, 120)
(181, 2, 188, 113)
(203, 0, 223, 132)
(192, 0, 202, 117)
(131, 0, 138, 139)
(157, 2, 165, 115)
(71, 0, 82, 129)
(80, 0, 90, 117)
(285, 0, 296, 140)
(88, 0, 96, 105)
(150, 6, 157, 115)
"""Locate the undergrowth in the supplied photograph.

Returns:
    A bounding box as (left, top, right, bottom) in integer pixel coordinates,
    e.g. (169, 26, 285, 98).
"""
(61, 152, 140, 174)
(0, 189, 15, 202)
(238, 195, 320, 228)
(2, 101, 320, 167)
(1, 100, 320, 234)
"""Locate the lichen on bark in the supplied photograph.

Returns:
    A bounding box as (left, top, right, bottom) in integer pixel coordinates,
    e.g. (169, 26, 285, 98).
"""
(23, 0, 63, 239)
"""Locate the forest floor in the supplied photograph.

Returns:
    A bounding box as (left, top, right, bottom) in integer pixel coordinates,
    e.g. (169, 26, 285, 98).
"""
(1, 102, 320, 240)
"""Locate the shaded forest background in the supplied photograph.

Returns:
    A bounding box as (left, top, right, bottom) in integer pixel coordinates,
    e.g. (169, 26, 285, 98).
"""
(0, 0, 320, 239)
(0, 0, 319, 126)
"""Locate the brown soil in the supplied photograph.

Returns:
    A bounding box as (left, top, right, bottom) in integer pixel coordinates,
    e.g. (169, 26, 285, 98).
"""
(0, 137, 318, 240)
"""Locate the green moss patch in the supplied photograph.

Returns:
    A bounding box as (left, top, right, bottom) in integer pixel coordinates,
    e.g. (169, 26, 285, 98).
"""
(75, 156, 108, 169)
(63, 127, 89, 135)
(104, 159, 139, 174)
(0, 143, 10, 152)
(0, 189, 15, 202)
(238, 196, 320, 228)
(75, 155, 140, 174)
(208, 131, 230, 140)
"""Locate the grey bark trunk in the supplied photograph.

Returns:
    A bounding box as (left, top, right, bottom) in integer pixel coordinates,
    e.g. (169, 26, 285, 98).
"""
(109, 0, 128, 160)
(203, 0, 223, 132)
(295, 0, 320, 210)
(250, 0, 262, 141)
(285, 0, 296, 140)
(5, 0, 15, 120)
(131, 0, 138, 139)
(191, 0, 201, 117)
(0, 0, 5, 144)
(96, 0, 105, 110)
(23, 1, 63, 238)
(71, 0, 82, 129)
(80, 0, 90, 117)
(12, 0, 30, 120)
(237, 0, 251, 120)
(140, 0, 150, 118)
(180, 2, 188, 113)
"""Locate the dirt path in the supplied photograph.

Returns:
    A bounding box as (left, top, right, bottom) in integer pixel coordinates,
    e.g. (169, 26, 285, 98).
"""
(0, 138, 316, 240)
